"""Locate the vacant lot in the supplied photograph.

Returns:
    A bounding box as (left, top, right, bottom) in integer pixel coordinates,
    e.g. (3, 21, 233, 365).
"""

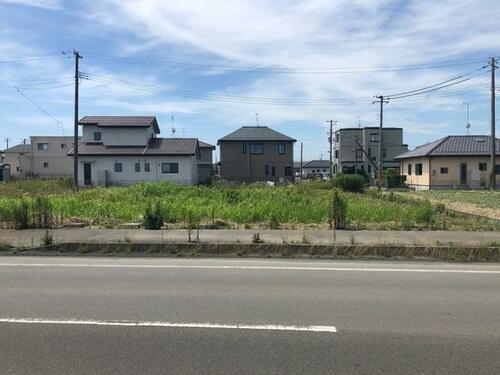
(404, 190, 500, 220)
(0, 180, 498, 231)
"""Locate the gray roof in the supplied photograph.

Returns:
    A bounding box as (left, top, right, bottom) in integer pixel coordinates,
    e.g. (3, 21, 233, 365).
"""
(303, 160, 331, 168)
(218, 126, 296, 143)
(395, 135, 500, 159)
(1, 144, 30, 153)
(79, 116, 160, 133)
(198, 140, 215, 149)
(68, 138, 198, 156)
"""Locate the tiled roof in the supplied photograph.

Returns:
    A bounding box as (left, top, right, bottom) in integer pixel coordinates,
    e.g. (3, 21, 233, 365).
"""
(68, 138, 198, 156)
(395, 135, 500, 159)
(303, 160, 331, 168)
(79, 116, 160, 133)
(1, 144, 30, 153)
(218, 126, 296, 143)
(198, 140, 215, 149)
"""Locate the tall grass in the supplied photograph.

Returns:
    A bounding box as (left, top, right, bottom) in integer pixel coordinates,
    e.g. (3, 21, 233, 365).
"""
(0, 180, 498, 230)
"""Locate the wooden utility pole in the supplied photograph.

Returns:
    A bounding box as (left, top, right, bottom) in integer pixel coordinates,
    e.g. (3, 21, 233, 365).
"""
(73, 50, 82, 188)
(490, 57, 497, 190)
(326, 120, 338, 177)
(300, 142, 303, 180)
(373, 95, 389, 188)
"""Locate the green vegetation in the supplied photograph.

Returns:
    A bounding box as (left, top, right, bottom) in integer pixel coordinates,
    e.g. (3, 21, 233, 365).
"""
(385, 168, 406, 188)
(332, 174, 365, 193)
(143, 202, 165, 230)
(330, 190, 348, 229)
(0, 180, 498, 231)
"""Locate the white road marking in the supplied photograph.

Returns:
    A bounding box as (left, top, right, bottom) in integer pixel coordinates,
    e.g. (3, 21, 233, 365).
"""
(0, 318, 337, 333)
(0, 262, 498, 274)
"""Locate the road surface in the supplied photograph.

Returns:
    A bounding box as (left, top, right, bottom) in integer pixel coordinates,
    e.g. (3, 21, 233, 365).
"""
(0, 256, 499, 374)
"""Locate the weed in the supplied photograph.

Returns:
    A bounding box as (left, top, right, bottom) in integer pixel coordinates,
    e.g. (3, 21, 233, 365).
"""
(350, 235, 356, 245)
(144, 201, 164, 230)
(301, 234, 310, 244)
(124, 236, 132, 243)
(42, 229, 54, 247)
(331, 190, 348, 229)
(0, 240, 10, 251)
(252, 233, 264, 243)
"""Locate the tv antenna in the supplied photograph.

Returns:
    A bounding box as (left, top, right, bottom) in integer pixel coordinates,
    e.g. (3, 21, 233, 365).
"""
(255, 113, 260, 127)
(171, 115, 176, 137)
(463, 102, 471, 134)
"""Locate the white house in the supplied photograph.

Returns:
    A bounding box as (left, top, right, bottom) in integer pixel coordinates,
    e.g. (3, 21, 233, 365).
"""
(70, 116, 200, 186)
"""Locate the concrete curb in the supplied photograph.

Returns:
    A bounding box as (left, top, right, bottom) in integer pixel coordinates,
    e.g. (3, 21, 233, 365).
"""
(2, 242, 499, 262)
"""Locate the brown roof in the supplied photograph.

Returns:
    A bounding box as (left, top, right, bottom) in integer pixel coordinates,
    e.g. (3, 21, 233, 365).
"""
(198, 140, 215, 149)
(79, 116, 160, 133)
(68, 138, 198, 156)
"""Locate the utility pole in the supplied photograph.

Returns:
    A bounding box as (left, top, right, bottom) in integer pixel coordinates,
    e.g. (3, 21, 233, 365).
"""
(354, 136, 358, 173)
(73, 50, 82, 188)
(373, 95, 389, 189)
(5, 138, 9, 150)
(300, 142, 303, 180)
(490, 57, 497, 190)
(326, 120, 339, 178)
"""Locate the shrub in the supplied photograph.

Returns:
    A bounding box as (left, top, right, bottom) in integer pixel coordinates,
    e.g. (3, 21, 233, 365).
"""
(330, 190, 348, 229)
(333, 174, 365, 193)
(144, 202, 164, 230)
(13, 199, 30, 229)
(415, 200, 433, 224)
(385, 168, 406, 189)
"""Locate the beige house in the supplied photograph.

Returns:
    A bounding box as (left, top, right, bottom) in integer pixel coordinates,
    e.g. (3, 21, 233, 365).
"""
(395, 135, 500, 190)
(0, 143, 30, 177)
(29, 136, 74, 178)
(218, 126, 296, 183)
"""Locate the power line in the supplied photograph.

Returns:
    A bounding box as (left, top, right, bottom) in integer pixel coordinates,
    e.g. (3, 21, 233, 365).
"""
(14, 87, 67, 135)
(82, 52, 490, 74)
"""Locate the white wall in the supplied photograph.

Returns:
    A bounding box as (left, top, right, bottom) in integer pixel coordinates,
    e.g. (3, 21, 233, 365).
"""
(82, 126, 151, 146)
(77, 155, 198, 186)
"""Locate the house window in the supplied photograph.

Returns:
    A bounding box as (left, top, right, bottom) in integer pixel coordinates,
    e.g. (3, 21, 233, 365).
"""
(415, 163, 423, 175)
(382, 148, 387, 159)
(135, 162, 140, 172)
(440, 167, 448, 174)
(162, 163, 179, 174)
(323, 169, 326, 172)
(368, 165, 371, 173)
(278, 143, 285, 155)
(370, 133, 379, 142)
(43, 162, 49, 168)
(356, 149, 362, 158)
(335, 150, 339, 159)
(250, 144, 263, 155)
(265, 163, 269, 176)
(271, 166, 275, 176)
(479, 163, 487, 171)
(114, 163, 122, 172)
(93, 132, 102, 141)
(368, 148, 371, 156)
(312, 170, 315, 173)
(496, 165, 500, 175)
(145, 162, 150, 172)
(37, 143, 48, 151)
(242, 143, 247, 153)
(407, 164, 412, 175)
(61, 144, 65, 149)
(16, 166, 19, 172)
(285, 166, 292, 176)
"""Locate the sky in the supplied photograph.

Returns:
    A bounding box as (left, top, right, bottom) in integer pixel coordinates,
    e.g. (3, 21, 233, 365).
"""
(0, 0, 499, 161)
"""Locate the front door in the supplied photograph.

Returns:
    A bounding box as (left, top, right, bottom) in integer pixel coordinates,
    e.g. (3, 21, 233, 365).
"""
(83, 163, 92, 186)
(459, 163, 467, 185)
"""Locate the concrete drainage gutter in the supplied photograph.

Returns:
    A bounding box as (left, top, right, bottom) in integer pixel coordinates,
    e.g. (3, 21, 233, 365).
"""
(2, 242, 499, 262)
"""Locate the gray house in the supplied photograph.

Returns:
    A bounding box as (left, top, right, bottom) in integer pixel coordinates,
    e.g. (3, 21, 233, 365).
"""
(218, 126, 296, 183)
(333, 127, 408, 176)
(198, 141, 216, 184)
(0, 143, 30, 177)
(70, 116, 201, 186)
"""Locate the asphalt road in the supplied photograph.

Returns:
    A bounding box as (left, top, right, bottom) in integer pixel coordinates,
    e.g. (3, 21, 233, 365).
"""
(0, 256, 499, 374)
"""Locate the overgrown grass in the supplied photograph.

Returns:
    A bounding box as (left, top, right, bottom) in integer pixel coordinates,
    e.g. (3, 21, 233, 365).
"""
(0, 180, 498, 231)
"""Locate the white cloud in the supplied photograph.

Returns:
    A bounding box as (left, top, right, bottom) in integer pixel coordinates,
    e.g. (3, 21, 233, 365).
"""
(0, 0, 62, 9)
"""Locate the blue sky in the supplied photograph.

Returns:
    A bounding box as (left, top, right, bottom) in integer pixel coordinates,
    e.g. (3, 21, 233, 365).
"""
(0, 0, 499, 160)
